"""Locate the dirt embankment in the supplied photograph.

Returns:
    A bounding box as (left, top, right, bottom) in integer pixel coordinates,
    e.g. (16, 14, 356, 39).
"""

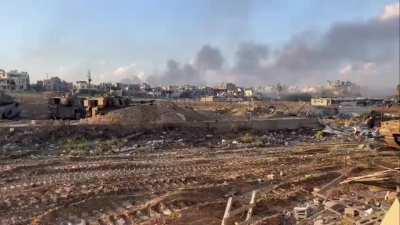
(88, 101, 214, 125)
(184, 101, 315, 120)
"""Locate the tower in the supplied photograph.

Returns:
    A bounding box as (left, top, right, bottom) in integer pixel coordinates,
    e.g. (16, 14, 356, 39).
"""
(87, 70, 92, 88)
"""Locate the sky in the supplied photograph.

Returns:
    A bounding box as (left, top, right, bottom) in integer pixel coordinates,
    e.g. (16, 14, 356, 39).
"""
(0, 0, 399, 95)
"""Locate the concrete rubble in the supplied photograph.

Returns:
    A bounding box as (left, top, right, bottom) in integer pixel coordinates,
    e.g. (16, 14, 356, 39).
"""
(0, 98, 398, 225)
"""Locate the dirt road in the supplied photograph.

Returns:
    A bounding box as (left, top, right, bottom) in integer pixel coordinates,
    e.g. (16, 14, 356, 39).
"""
(0, 142, 395, 225)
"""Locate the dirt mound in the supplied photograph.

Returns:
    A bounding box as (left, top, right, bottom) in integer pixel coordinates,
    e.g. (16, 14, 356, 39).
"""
(91, 101, 212, 125)
(185, 101, 314, 120)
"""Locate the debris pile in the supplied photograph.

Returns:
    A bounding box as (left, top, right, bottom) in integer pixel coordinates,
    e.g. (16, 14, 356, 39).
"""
(88, 101, 212, 125)
(0, 96, 398, 225)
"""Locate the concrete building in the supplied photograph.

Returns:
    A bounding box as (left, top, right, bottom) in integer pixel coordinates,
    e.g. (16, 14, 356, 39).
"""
(0, 69, 6, 79)
(39, 77, 73, 92)
(244, 88, 255, 97)
(7, 70, 30, 90)
(75, 81, 89, 90)
(217, 82, 236, 91)
(326, 80, 361, 97)
(98, 82, 113, 92)
(0, 69, 14, 90)
(215, 83, 247, 98)
(0, 70, 30, 91)
(311, 97, 334, 107)
(0, 78, 16, 91)
(140, 83, 151, 91)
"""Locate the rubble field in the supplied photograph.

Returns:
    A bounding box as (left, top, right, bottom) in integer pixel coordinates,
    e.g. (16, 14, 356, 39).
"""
(0, 100, 399, 225)
(0, 122, 399, 225)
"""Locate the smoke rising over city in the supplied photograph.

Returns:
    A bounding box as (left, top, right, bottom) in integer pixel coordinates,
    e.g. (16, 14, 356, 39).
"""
(148, 2, 398, 96)
(0, 1, 398, 96)
(2, 2, 400, 223)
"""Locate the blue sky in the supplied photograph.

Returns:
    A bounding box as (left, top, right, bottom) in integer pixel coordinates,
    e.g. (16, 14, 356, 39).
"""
(0, 0, 398, 85)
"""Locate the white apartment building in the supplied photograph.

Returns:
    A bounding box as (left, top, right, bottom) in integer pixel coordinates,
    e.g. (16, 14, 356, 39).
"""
(0, 69, 30, 91)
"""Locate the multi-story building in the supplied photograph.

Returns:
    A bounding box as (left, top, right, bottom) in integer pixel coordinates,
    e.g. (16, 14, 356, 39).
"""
(327, 80, 361, 97)
(98, 82, 113, 92)
(0, 78, 16, 91)
(75, 81, 89, 90)
(215, 82, 242, 97)
(0, 69, 11, 90)
(244, 88, 254, 97)
(0, 69, 30, 91)
(39, 77, 73, 92)
(140, 83, 151, 91)
(6, 70, 30, 90)
(0, 69, 6, 79)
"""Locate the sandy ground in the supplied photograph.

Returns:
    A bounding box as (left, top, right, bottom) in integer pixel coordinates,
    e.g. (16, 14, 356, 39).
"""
(0, 95, 399, 225)
(0, 136, 398, 225)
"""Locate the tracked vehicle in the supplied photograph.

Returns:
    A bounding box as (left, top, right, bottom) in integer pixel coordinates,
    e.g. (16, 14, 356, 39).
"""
(0, 91, 21, 119)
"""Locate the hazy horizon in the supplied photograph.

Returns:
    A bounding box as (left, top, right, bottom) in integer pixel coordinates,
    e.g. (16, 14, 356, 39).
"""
(0, 1, 398, 96)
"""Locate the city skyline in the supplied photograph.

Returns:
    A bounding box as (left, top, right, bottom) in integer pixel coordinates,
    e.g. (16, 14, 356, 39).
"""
(0, 0, 398, 95)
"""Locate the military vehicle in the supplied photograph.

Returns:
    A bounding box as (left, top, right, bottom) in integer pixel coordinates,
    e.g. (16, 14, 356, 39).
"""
(83, 96, 132, 117)
(49, 95, 135, 119)
(0, 91, 21, 119)
(48, 95, 86, 120)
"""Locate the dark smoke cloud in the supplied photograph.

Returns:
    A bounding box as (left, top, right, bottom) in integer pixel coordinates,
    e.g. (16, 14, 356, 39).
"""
(147, 59, 202, 85)
(322, 18, 398, 61)
(164, 60, 200, 85)
(147, 45, 226, 85)
(194, 45, 224, 71)
(229, 12, 399, 91)
(234, 42, 269, 74)
(274, 16, 398, 75)
(149, 5, 398, 96)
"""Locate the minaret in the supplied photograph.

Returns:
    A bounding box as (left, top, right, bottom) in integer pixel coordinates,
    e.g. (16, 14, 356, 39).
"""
(87, 70, 92, 88)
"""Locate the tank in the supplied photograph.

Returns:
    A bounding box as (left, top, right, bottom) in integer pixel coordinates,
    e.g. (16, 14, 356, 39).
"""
(0, 91, 21, 119)
(48, 96, 86, 120)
